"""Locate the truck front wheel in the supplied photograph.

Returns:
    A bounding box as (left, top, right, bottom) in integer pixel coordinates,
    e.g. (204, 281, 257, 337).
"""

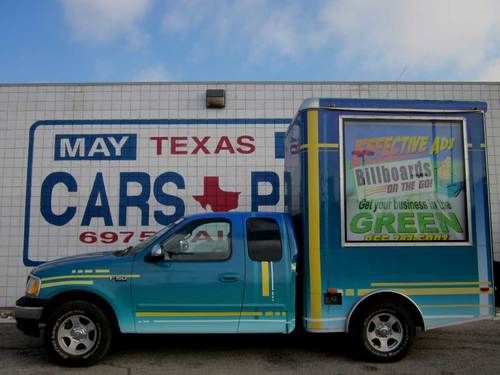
(352, 302, 415, 362)
(44, 301, 112, 366)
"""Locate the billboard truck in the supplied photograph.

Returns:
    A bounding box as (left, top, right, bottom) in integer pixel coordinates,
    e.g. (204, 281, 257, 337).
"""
(15, 99, 495, 365)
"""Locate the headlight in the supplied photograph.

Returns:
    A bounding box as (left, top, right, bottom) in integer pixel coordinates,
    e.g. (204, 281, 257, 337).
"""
(26, 275, 41, 297)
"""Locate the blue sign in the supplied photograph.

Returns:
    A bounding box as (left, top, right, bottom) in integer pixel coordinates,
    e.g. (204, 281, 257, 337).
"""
(54, 134, 137, 160)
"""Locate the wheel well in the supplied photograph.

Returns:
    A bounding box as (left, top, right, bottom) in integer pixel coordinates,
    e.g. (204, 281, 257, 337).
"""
(347, 291, 425, 332)
(41, 290, 120, 333)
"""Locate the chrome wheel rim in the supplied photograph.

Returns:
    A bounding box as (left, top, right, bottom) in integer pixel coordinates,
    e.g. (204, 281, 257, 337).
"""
(56, 314, 98, 356)
(366, 312, 403, 353)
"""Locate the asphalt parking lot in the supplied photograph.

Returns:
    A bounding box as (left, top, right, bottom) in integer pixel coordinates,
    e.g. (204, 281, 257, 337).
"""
(1, 319, 500, 375)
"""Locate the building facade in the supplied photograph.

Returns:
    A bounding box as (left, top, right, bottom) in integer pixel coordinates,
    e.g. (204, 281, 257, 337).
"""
(0, 81, 498, 307)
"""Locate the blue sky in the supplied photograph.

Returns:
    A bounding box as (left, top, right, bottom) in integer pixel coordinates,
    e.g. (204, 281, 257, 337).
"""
(1, 0, 500, 83)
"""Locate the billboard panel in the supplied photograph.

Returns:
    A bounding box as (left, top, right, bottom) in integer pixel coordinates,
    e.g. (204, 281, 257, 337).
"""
(342, 117, 470, 245)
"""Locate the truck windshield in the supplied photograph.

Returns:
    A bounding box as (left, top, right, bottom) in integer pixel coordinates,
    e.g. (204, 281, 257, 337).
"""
(123, 218, 184, 256)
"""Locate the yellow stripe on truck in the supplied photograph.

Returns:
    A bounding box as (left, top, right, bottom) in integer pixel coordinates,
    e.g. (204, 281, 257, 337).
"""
(300, 143, 338, 150)
(136, 311, 264, 317)
(41, 274, 141, 282)
(261, 261, 270, 297)
(41, 280, 94, 289)
(358, 287, 493, 296)
(371, 281, 491, 287)
(307, 109, 322, 329)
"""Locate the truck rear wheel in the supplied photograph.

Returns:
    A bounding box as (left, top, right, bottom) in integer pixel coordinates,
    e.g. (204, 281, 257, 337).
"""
(44, 301, 112, 366)
(352, 302, 415, 362)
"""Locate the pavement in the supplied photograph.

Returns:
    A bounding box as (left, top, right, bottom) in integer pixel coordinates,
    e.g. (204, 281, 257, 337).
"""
(0, 319, 500, 375)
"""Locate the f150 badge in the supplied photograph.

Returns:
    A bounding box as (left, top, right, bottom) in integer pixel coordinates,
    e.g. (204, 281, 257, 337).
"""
(109, 275, 128, 282)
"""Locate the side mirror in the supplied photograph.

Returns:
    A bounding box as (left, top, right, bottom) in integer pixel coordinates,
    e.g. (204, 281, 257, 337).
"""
(148, 244, 165, 262)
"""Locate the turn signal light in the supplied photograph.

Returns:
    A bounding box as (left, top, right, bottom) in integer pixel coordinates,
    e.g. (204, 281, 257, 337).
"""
(26, 276, 41, 297)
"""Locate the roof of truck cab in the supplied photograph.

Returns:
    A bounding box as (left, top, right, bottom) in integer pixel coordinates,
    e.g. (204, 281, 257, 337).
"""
(299, 98, 487, 112)
(181, 212, 289, 220)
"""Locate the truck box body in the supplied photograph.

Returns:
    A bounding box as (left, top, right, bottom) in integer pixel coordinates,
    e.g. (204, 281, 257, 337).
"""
(285, 98, 495, 332)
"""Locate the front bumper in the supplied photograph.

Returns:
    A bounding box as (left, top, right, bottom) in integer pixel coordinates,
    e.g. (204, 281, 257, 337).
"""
(15, 296, 46, 337)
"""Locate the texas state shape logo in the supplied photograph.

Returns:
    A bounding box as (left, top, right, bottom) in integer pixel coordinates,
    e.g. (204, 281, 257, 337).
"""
(193, 176, 240, 212)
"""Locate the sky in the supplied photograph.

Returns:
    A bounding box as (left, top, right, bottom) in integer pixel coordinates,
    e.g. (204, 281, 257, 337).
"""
(1, 0, 500, 83)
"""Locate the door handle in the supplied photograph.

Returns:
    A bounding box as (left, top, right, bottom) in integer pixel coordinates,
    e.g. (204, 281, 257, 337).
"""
(219, 273, 240, 283)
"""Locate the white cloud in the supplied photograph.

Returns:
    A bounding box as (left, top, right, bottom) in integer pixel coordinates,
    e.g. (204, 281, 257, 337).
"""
(478, 58, 500, 81)
(59, 0, 153, 46)
(246, 3, 321, 62)
(162, 0, 209, 33)
(160, 0, 500, 79)
(161, 0, 320, 62)
(319, 0, 500, 73)
(133, 65, 172, 81)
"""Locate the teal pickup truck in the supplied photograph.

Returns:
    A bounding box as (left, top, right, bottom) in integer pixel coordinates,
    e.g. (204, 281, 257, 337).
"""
(16, 212, 296, 365)
(16, 99, 495, 366)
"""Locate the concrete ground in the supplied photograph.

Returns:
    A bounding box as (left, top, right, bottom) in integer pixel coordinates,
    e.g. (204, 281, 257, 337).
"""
(0, 319, 500, 375)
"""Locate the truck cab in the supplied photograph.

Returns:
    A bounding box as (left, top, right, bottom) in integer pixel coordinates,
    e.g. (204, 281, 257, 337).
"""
(15, 212, 297, 366)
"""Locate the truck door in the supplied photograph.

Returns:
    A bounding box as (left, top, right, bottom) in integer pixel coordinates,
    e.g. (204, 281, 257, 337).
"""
(239, 216, 294, 333)
(131, 217, 245, 333)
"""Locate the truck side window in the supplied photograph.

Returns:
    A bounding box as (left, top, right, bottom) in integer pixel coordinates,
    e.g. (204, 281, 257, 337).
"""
(246, 218, 282, 262)
(161, 219, 231, 261)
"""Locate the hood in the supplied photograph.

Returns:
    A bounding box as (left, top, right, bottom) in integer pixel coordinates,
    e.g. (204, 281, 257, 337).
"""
(32, 250, 125, 276)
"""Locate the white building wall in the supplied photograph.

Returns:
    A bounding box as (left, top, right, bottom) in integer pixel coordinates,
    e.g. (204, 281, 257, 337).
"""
(0, 82, 498, 307)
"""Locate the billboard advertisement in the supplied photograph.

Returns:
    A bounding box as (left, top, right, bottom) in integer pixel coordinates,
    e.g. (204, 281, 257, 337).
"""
(342, 118, 470, 245)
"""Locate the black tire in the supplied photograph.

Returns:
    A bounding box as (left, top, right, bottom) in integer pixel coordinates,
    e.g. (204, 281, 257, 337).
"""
(351, 302, 415, 362)
(44, 301, 112, 366)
